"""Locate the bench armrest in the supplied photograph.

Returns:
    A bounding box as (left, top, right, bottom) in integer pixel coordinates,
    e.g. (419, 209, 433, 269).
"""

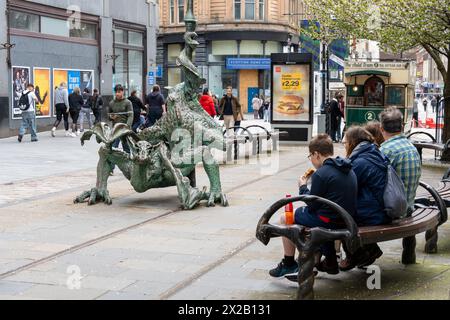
(418, 181, 448, 225)
(256, 195, 361, 253)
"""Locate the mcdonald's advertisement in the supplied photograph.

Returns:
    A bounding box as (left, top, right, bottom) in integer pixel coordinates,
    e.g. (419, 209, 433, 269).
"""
(272, 64, 311, 123)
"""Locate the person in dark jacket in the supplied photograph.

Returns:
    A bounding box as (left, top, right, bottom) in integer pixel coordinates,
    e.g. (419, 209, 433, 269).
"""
(199, 88, 216, 117)
(128, 90, 146, 132)
(145, 85, 166, 127)
(339, 126, 389, 271)
(68, 87, 84, 137)
(329, 93, 344, 142)
(90, 89, 103, 124)
(269, 134, 358, 278)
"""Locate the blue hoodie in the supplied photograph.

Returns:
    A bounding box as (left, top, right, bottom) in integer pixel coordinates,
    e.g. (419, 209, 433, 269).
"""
(349, 142, 391, 226)
(299, 157, 357, 222)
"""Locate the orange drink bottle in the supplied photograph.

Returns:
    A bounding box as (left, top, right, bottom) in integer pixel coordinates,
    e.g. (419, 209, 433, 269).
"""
(285, 194, 294, 225)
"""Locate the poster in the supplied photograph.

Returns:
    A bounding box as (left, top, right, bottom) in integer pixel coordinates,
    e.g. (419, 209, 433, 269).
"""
(53, 69, 94, 115)
(11, 66, 30, 119)
(33, 68, 51, 118)
(272, 64, 311, 122)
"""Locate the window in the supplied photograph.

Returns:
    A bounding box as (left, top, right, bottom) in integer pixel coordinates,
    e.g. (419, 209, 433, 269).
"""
(235, 0, 241, 20)
(9, 11, 39, 32)
(245, 0, 255, 20)
(178, 0, 185, 23)
(128, 31, 143, 46)
(69, 22, 96, 40)
(364, 76, 385, 106)
(41, 16, 69, 37)
(258, 0, 265, 20)
(168, 44, 181, 62)
(113, 27, 145, 97)
(170, 0, 175, 24)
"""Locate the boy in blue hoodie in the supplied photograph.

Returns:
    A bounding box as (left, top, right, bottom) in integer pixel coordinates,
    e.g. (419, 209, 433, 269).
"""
(269, 134, 358, 277)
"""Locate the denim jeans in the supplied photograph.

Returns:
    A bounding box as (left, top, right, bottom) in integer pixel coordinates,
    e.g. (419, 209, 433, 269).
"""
(19, 111, 37, 141)
(79, 107, 93, 131)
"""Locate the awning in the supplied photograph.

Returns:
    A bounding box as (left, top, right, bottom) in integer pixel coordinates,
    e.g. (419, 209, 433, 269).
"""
(345, 70, 391, 77)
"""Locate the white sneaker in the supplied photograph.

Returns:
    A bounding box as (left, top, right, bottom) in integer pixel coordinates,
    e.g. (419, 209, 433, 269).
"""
(51, 127, 56, 137)
(65, 131, 71, 137)
(70, 132, 77, 138)
(76, 130, 81, 136)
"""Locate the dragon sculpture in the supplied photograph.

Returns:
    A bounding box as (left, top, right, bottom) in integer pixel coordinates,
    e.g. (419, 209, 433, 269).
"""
(74, 0, 228, 210)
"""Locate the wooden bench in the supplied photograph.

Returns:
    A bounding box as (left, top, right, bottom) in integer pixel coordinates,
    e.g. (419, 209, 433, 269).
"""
(407, 131, 449, 162)
(256, 181, 447, 300)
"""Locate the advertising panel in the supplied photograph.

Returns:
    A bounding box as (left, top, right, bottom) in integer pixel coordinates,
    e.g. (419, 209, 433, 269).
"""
(11, 66, 30, 119)
(33, 68, 51, 118)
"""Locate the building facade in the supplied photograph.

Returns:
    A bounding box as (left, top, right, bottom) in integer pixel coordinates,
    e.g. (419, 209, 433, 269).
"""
(157, 0, 305, 112)
(0, 0, 158, 138)
(416, 47, 447, 96)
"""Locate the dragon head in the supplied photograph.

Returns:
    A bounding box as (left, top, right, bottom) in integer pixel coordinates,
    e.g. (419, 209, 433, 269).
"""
(128, 139, 156, 164)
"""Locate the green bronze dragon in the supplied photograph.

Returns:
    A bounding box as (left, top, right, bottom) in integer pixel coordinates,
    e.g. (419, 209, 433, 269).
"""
(74, 0, 228, 210)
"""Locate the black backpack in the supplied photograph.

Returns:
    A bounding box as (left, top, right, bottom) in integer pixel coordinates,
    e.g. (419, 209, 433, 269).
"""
(18, 91, 31, 111)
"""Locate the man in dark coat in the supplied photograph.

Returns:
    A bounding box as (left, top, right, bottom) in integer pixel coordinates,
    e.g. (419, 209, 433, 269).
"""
(329, 93, 344, 142)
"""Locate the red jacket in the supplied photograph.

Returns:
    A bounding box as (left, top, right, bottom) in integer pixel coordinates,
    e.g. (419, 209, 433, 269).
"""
(199, 94, 216, 116)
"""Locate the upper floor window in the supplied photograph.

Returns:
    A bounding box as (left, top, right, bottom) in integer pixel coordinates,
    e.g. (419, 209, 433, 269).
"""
(10, 10, 96, 40)
(170, 0, 175, 24)
(178, 0, 185, 23)
(235, 0, 241, 20)
(245, 0, 255, 20)
(235, 0, 265, 21)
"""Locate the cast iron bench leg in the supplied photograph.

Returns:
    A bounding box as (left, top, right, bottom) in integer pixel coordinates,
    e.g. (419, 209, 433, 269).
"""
(425, 227, 438, 254)
(402, 235, 416, 264)
(296, 234, 316, 300)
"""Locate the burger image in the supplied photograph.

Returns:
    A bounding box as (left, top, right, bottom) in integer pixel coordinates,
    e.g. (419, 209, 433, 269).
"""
(276, 95, 305, 115)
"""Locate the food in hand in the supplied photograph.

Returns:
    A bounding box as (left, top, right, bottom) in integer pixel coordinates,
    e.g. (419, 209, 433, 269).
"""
(303, 168, 316, 179)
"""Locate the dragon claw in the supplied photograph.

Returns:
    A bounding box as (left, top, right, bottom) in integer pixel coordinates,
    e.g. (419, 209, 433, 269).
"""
(74, 188, 112, 206)
(207, 191, 229, 207)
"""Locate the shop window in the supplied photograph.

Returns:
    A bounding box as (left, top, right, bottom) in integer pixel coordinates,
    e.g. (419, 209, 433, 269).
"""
(168, 67, 182, 87)
(114, 27, 145, 97)
(240, 40, 263, 55)
(245, 0, 255, 20)
(9, 11, 39, 32)
(129, 31, 144, 46)
(364, 76, 385, 106)
(168, 44, 182, 63)
(212, 41, 238, 56)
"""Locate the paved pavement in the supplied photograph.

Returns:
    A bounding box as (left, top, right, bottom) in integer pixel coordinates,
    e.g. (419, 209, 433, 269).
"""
(0, 121, 448, 300)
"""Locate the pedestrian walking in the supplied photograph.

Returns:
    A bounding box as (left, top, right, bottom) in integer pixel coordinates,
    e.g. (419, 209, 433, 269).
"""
(431, 96, 437, 113)
(252, 94, 262, 119)
(219, 86, 244, 135)
(17, 83, 39, 143)
(145, 85, 166, 127)
(68, 87, 83, 136)
(330, 92, 344, 142)
(109, 84, 133, 174)
(90, 89, 103, 124)
(258, 95, 265, 120)
(212, 94, 220, 116)
(79, 88, 93, 132)
(128, 90, 146, 133)
(263, 98, 271, 122)
(413, 98, 419, 127)
(422, 97, 428, 113)
(199, 88, 216, 117)
(51, 82, 71, 137)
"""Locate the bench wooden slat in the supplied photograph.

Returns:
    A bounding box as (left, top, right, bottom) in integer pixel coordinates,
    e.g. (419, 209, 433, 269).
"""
(359, 208, 440, 244)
